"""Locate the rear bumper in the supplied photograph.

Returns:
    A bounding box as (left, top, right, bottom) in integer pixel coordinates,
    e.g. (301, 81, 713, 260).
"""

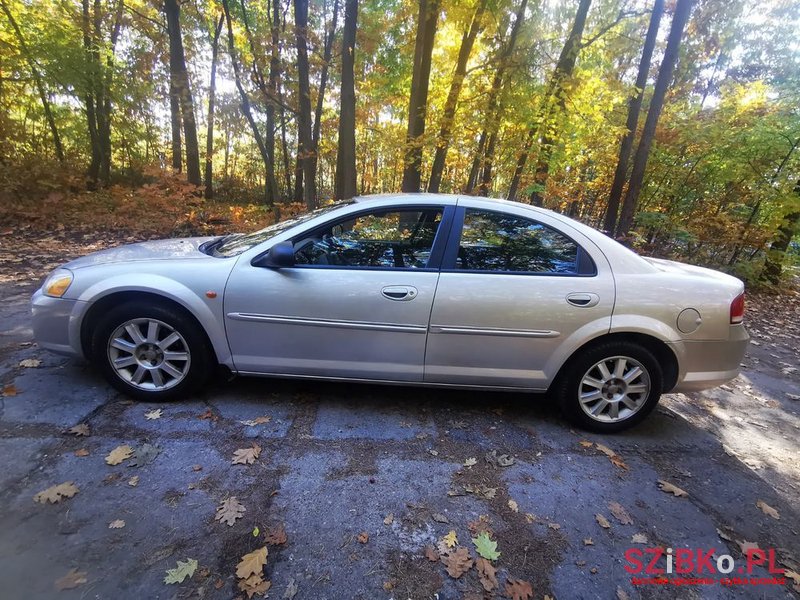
(670, 325, 749, 392)
(31, 289, 85, 357)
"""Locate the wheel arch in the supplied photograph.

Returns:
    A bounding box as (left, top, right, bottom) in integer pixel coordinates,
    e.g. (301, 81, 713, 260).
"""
(549, 332, 679, 394)
(79, 290, 224, 366)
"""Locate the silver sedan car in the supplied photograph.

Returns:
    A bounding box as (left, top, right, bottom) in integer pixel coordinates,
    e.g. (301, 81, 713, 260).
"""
(31, 194, 748, 432)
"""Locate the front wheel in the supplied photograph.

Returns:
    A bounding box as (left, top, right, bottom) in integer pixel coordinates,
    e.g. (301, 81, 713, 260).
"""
(91, 302, 213, 401)
(555, 341, 663, 433)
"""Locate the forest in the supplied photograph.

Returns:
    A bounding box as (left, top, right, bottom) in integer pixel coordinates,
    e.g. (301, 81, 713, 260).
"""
(0, 0, 798, 285)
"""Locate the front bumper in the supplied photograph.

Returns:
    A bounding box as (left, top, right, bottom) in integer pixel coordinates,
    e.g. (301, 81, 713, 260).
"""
(670, 325, 750, 392)
(31, 289, 85, 357)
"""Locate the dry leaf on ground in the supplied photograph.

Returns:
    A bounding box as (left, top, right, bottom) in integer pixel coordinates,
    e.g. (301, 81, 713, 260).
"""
(144, 409, 162, 420)
(240, 416, 271, 426)
(105, 444, 134, 465)
(631, 533, 648, 544)
(609, 501, 634, 525)
(74, 448, 89, 457)
(164, 558, 198, 584)
(595, 443, 616, 457)
(505, 577, 534, 600)
(442, 547, 473, 578)
(595, 514, 611, 529)
(108, 519, 125, 529)
(232, 444, 262, 465)
(739, 540, 760, 554)
(128, 475, 139, 487)
(432, 513, 449, 523)
(508, 499, 519, 513)
(68, 423, 90, 436)
(239, 574, 271, 598)
(442, 530, 458, 548)
(383, 513, 394, 525)
(464, 457, 477, 467)
(476, 557, 498, 591)
(54, 568, 87, 590)
(658, 480, 688, 497)
(19, 358, 41, 368)
(616, 587, 630, 600)
(265, 524, 288, 545)
(424, 545, 439, 562)
(357, 531, 369, 544)
(236, 547, 268, 579)
(34, 482, 79, 504)
(756, 500, 780, 520)
(215, 497, 246, 526)
(2, 384, 17, 397)
(579, 440, 593, 448)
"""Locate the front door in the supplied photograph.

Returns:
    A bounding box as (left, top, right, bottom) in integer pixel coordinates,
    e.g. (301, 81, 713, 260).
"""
(424, 205, 614, 389)
(225, 205, 450, 381)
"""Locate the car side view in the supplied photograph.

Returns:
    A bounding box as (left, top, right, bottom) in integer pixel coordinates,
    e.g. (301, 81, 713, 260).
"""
(31, 194, 749, 432)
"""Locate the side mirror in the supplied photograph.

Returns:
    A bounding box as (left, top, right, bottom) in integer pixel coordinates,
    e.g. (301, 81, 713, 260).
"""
(252, 241, 295, 268)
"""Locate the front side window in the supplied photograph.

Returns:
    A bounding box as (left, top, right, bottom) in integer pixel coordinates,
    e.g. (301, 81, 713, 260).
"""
(457, 209, 581, 274)
(294, 208, 443, 269)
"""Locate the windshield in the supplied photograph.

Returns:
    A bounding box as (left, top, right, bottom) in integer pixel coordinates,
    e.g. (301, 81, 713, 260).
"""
(212, 200, 354, 257)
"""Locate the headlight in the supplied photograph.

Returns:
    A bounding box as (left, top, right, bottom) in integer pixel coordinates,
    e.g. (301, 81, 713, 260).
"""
(43, 269, 74, 298)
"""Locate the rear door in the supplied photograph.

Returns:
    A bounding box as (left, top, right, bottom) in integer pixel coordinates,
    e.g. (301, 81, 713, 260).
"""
(424, 201, 614, 389)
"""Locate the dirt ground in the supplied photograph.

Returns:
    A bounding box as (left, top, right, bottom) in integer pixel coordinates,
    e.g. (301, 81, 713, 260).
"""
(0, 226, 798, 600)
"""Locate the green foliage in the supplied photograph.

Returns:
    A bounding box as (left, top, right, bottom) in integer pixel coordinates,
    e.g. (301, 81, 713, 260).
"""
(472, 531, 501, 560)
(164, 558, 198, 584)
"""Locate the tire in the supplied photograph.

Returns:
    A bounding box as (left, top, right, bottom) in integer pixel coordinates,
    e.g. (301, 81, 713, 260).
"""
(91, 301, 213, 401)
(555, 341, 663, 433)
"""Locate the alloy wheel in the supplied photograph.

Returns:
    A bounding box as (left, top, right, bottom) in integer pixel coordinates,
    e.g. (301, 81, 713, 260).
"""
(578, 355, 651, 423)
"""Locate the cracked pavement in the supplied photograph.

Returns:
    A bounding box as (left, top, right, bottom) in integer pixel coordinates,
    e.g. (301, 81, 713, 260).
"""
(0, 231, 799, 599)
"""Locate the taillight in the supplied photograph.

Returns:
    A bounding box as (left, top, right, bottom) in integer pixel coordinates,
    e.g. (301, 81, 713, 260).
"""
(730, 292, 745, 324)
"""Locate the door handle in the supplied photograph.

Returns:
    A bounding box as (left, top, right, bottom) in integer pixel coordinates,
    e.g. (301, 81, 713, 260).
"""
(566, 292, 600, 308)
(381, 285, 418, 301)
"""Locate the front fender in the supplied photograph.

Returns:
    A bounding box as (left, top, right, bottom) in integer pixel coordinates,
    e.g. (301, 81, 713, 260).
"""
(70, 274, 232, 366)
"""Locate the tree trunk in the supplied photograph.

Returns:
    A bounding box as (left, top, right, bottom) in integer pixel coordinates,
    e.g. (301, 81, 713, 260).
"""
(529, 0, 592, 206)
(1, 0, 64, 164)
(478, 0, 527, 196)
(165, 0, 202, 186)
(81, 0, 102, 189)
(762, 186, 800, 285)
(602, 0, 664, 234)
(427, 0, 487, 192)
(401, 0, 440, 193)
(313, 0, 340, 150)
(464, 130, 486, 193)
(96, 0, 124, 187)
(507, 128, 534, 200)
(205, 13, 224, 199)
(272, 0, 293, 197)
(222, 0, 281, 205)
(294, 0, 317, 209)
(169, 81, 182, 172)
(616, 0, 693, 236)
(335, 0, 358, 200)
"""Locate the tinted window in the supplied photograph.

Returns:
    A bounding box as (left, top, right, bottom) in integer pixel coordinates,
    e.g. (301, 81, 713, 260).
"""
(457, 209, 580, 273)
(294, 208, 443, 269)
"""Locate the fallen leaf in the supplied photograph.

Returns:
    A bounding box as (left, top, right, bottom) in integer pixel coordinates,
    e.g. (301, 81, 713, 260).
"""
(610, 455, 629, 470)
(68, 423, 90, 437)
(616, 587, 630, 600)
(105, 444, 134, 466)
(54, 568, 87, 590)
(486, 450, 515, 467)
(424, 545, 439, 562)
(252, 526, 260, 537)
(108, 519, 125, 529)
(579, 440, 593, 448)
(145, 409, 162, 420)
(658, 480, 688, 497)
(2, 384, 17, 397)
(508, 499, 519, 513)
(198, 408, 218, 421)
(192, 464, 203, 472)
(129, 443, 160, 467)
(265, 524, 287, 545)
(739, 540, 760, 554)
(595, 514, 611, 529)
(34, 482, 79, 504)
(464, 484, 496, 499)
(583, 538, 594, 546)
(609, 501, 634, 525)
(74, 448, 89, 457)
(357, 531, 369, 544)
(282, 578, 298, 599)
(472, 531, 500, 561)
(476, 557, 498, 591)
(240, 416, 272, 426)
(164, 558, 198, 584)
(19, 358, 41, 368)
(128, 475, 139, 487)
(442, 530, 458, 548)
(432, 513, 450, 524)
(464, 457, 477, 467)
(756, 500, 780, 520)
(505, 577, 533, 600)
(548, 522, 561, 530)
(595, 443, 616, 457)
(232, 444, 262, 465)
(631, 533, 648, 544)
(239, 574, 271, 598)
(468, 515, 492, 535)
(236, 547, 268, 579)
(216, 497, 246, 526)
(383, 513, 394, 526)
(442, 547, 473, 578)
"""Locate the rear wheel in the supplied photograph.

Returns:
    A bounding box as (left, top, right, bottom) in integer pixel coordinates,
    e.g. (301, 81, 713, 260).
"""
(91, 302, 212, 401)
(556, 341, 663, 433)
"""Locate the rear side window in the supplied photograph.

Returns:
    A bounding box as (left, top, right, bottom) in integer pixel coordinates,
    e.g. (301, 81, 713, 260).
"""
(456, 209, 591, 275)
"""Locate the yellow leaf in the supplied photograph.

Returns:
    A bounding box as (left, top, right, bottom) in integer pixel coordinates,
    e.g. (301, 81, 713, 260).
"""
(105, 445, 134, 465)
(442, 530, 458, 548)
(34, 482, 79, 504)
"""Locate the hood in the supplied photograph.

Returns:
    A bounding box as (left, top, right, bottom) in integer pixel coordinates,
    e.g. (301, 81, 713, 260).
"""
(64, 237, 216, 269)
